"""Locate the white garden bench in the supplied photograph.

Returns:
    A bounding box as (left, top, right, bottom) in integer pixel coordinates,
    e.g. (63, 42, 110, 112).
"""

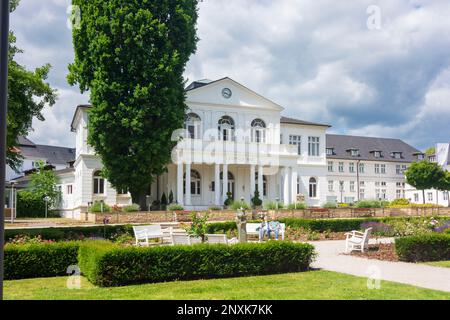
(345, 227, 373, 253)
(133, 225, 164, 246)
(170, 234, 202, 246)
(206, 234, 238, 245)
(246, 223, 286, 241)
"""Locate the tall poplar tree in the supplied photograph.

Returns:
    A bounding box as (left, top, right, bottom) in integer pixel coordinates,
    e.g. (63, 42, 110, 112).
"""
(68, 1, 199, 207)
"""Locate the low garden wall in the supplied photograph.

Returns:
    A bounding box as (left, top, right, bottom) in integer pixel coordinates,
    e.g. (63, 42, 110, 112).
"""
(90, 206, 450, 224)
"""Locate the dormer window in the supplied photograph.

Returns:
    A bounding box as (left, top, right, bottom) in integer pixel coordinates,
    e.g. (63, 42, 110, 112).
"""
(414, 153, 425, 161)
(391, 152, 403, 159)
(348, 148, 360, 157)
(326, 148, 334, 156)
(372, 151, 383, 158)
(429, 155, 436, 162)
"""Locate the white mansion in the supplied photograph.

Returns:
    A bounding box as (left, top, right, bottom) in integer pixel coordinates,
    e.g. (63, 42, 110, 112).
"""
(10, 77, 434, 217)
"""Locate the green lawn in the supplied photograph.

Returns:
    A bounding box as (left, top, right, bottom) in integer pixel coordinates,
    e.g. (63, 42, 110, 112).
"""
(424, 261, 450, 268)
(4, 271, 450, 300)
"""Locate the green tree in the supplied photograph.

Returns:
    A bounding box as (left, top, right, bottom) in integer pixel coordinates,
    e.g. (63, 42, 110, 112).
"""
(251, 190, 263, 207)
(405, 161, 445, 204)
(68, 0, 199, 208)
(6, 0, 57, 171)
(425, 147, 436, 156)
(28, 161, 61, 207)
(437, 171, 450, 207)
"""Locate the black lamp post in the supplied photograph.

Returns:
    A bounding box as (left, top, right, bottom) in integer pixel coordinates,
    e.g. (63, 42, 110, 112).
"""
(0, 0, 10, 301)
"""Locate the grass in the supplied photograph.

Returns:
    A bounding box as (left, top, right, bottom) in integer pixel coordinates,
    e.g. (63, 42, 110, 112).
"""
(4, 270, 450, 300)
(423, 261, 450, 268)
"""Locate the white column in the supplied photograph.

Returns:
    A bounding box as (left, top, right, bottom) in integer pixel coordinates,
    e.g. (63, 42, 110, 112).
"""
(258, 165, 264, 199)
(291, 169, 298, 203)
(250, 165, 256, 198)
(177, 162, 184, 205)
(283, 167, 290, 206)
(185, 163, 191, 206)
(222, 164, 228, 204)
(215, 164, 221, 206)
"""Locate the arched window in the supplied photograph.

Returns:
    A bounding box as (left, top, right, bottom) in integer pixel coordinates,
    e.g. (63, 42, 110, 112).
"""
(309, 177, 317, 198)
(254, 173, 268, 197)
(184, 170, 201, 195)
(251, 119, 266, 143)
(185, 113, 201, 139)
(93, 170, 105, 195)
(218, 116, 235, 141)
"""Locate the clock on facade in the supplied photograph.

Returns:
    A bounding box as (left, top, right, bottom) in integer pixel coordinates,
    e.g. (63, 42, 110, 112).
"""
(222, 88, 232, 99)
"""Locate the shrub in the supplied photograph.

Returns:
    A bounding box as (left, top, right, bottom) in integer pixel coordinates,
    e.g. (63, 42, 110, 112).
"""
(360, 222, 395, 236)
(224, 192, 233, 207)
(323, 202, 338, 209)
(264, 201, 284, 210)
(78, 241, 316, 287)
(167, 204, 184, 211)
(355, 200, 388, 208)
(5, 225, 135, 242)
(389, 198, 410, 207)
(230, 200, 251, 211)
(208, 206, 222, 211)
(123, 204, 140, 213)
(186, 212, 209, 241)
(16, 191, 46, 218)
(251, 190, 263, 207)
(287, 203, 307, 210)
(395, 234, 450, 262)
(4, 242, 80, 280)
(206, 221, 237, 234)
(89, 201, 111, 213)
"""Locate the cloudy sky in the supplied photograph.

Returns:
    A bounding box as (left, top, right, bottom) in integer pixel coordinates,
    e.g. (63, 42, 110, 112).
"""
(10, 0, 450, 150)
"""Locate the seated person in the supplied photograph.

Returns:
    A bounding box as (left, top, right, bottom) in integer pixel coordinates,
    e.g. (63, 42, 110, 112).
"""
(257, 216, 270, 242)
(268, 220, 282, 240)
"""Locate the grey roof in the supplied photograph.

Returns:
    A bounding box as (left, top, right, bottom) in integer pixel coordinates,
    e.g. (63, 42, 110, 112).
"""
(18, 137, 76, 166)
(18, 136, 36, 147)
(281, 116, 331, 128)
(326, 134, 422, 163)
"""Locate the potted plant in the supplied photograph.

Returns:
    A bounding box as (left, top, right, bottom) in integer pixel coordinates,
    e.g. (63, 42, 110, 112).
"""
(251, 190, 263, 209)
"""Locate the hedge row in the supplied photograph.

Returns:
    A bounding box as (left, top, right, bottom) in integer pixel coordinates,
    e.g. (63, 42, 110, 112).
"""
(5, 225, 134, 242)
(4, 242, 80, 280)
(395, 234, 450, 262)
(79, 241, 315, 287)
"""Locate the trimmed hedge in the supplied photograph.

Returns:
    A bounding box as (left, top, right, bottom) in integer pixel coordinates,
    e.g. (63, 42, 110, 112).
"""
(16, 191, 46, 218)
(5, 225, 134, 242)
(79, 241, 316, 287)
(395, 234, 450, 262)
(4, 242, 80, 280)
(206, 221, 237, 234)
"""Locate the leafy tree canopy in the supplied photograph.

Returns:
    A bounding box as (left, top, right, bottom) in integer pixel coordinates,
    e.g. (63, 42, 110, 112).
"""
(7, 0, 57, 171)
(405, 161, 446, 203)
(28, 160, 61, 207)
(68, 0, 199, 206)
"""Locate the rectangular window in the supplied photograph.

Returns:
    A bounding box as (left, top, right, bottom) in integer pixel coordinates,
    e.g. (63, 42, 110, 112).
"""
(349, 163, 355, 173)
(359, 163, 365, 173)
(414, 193, 419, 202)
(339, 162, 344, 173)
(289, 135, 302, 155)
(444, 192, 449, 201)
(396, 165, 401, 175)
(360, 181, 365, 187)
(360, 189, 365, 200)
(326, 148, 334, 156)
(308, 136, 320, 156)
(350, 181, 355, 192)
(94, 178, 105, 195)
(328, 161, 334, 172)
(328, 180, 334, 192)
(375, 164, 380, 174)
(375, 189, 381, 199)
(381, 189, 387, 199)
(428, 192, 433, 201)
(67, 185, 73, 195)
(381, 164, 386, 174)
(396, 190, 402, 199)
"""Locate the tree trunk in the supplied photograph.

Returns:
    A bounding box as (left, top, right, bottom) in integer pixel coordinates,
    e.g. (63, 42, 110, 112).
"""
(422, 190, 425, 204)
(131, 187, 149, 211)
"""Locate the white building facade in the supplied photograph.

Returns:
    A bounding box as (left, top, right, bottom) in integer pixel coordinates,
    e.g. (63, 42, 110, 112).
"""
(406, 143, 450, 206)
(54, 77, 427, 217)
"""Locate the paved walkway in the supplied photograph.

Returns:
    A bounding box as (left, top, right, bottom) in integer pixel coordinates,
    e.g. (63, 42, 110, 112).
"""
(309, 238, 450, 293)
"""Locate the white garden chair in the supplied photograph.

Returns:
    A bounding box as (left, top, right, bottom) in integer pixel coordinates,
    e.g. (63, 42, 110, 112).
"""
(133, 225, 164, 246)
(345, 227, 373, 253)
